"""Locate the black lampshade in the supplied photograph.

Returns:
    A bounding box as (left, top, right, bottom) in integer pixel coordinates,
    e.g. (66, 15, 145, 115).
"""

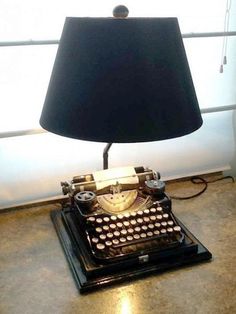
(40, 17, 202, 143)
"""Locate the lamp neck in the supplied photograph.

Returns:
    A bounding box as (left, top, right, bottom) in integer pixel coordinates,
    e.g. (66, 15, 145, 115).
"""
(103, 143, 113, 169)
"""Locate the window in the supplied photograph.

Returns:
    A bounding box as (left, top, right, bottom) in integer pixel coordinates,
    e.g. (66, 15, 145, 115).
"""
(0, 0, 235, 208)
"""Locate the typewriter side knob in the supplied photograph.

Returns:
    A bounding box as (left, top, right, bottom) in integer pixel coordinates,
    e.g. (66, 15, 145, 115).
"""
(74, 191, 97, 212)
(144, 179, 165, 195)
(61, 181, 70, 195)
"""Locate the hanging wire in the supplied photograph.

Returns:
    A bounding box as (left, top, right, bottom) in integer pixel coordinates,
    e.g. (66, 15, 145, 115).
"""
(220, 0, 232, 73)
(224, 0, 232, 64)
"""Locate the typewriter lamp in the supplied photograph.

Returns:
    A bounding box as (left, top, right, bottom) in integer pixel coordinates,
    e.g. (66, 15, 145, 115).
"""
(40, 6, 212, 292)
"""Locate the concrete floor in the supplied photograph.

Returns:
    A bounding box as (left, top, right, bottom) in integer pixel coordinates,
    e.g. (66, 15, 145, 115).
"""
(0, 176, 235, 314)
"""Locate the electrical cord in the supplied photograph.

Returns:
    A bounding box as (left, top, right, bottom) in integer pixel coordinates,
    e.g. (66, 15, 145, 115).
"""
(170, 175, 235, 200)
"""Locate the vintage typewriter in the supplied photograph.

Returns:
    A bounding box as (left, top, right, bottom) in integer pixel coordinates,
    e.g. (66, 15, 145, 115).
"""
(52, 166, 212, 292)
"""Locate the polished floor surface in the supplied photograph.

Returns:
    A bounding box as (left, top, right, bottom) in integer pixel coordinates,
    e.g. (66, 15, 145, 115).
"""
(0, 176, 235, 314)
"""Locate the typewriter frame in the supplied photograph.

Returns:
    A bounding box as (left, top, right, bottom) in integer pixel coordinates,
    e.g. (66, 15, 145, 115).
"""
(72, 193, 186, 263)
(51, 168, 212, 292)
(51, 204, 212, 293)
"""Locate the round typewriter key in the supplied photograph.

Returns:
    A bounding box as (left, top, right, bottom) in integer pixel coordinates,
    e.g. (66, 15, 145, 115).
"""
(130, 212, 137, 217)
(134, 226, 141, 232)
(91, 237, 99, 243)
(156, 215, 162, 221)
(127, 235, 133, 241)
(96, 218, 103, 224)
(114, 230, 120, 237)
(163, 213, 169, 219)
(124, 212, 130, 218)
(144, 209, 150, 214)
(174, 226, 181, 232)
(103, 217, 110, 223)
(156, 207, 163, 212)
(140, 233, 147, 238)
(167, 227, 173, 233)
(155, 222, 161, 228)
(105, 240, 112, 246)
(128, 228, 134, 234)
(107, 233, 113, 239)
(160, 229, 167, 234)
(147, 231, 153, 237)
(99, 234, 106, 240)
(95, 227, 102, 233)
(150, 207, 156, 213)
(141, 225, 148, 231)
(137, 218, 143, 224)
(120, 237, 126, 243)
(88, 217, 96, 223)
(117, 222, 123, 228)
(154, 230, 160, 235)
(167, 220, 174, 226)
(117, 214, 124, 220)
(150, 215, 156, 221)
(113, 239, 119, 245)
(123, 221, 130, 227)
(121, 229, 127, 235)
(111, 215, 117, 221)
(103, 225, 109, 231)
(110, 223, 116, 230)
(137, 210, 143, 216)
(161, 221, 167, 227)
(96, 243, 105, 250)
(148, 224, 154, 229)
(130, 219, 136, 226)
(134, 234, 140, 240)
(143, 217, 150, 223)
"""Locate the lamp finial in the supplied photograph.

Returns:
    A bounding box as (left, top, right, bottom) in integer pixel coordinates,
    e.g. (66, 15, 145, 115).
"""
(113, 5, 129, 18)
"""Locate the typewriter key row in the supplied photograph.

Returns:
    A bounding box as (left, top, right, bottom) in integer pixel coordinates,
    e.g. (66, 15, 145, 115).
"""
(86, 206, 182, 255)
(87, 207, 166, 225)
(89, 215, 170, 228)
(93, 219, 173, 233)
(94, 219, 174, 234)
(93, 225, 180, 240)
(91, 225, 181, 246)
(92, 226, 181, 250)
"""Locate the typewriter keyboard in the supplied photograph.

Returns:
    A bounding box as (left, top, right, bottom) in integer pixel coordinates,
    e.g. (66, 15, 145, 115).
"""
(85, 205, 184, 260)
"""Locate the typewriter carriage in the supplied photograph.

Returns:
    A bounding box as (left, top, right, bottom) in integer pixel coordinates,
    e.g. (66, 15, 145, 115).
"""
(61, 166, 168, 215)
